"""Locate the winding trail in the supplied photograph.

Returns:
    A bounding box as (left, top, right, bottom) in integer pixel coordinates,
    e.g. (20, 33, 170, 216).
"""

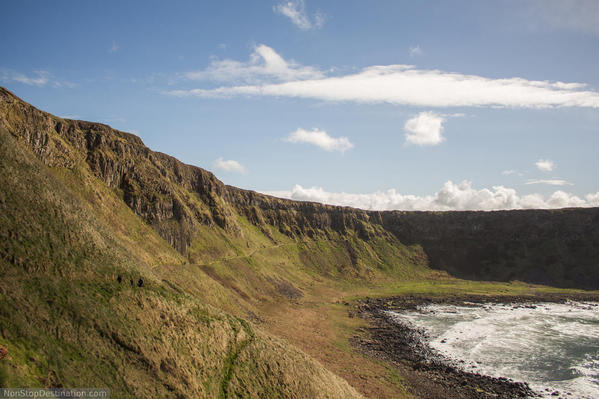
(151, 242, 301, 272)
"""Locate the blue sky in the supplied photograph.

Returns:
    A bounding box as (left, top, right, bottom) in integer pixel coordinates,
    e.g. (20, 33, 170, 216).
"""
(2, 0, 599, 210)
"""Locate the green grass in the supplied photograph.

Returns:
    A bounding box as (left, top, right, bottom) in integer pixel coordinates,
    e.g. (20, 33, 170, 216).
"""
(2, 87, 596, 399)
(0, 125, 362, 398)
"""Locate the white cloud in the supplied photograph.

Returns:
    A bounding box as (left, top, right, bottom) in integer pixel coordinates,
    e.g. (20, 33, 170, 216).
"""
(273, 0, 325, 30)
(501, 169, 521, 176)
(545, 190, 588, 208)
(0, 69, 75, 88)
(109, 41, 118, 53)
(586, 192, 599, 206)
(261, 180, 595, 211)
(285, 128, 353, 153)
(535, 159, 555, 171)
(525, 179, 573, 186)
(212, 157, 246, 174)
(409, 45, 423, 57)
(2, 70, 50, 86)
(404, 112, 445, 146)
(169, 48, 599, 108)
(184, 44, 323, 84)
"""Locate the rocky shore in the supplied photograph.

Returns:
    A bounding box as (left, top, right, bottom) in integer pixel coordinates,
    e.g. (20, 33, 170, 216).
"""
(351, 293, 599, 399)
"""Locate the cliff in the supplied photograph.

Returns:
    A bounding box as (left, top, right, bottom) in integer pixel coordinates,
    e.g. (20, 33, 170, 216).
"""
(2, 86, 599, 397)
(0, 87, 365, 398)
(2, 87, 598, 289)
(381, 209, 599, 289)
(2, 86, 597, 289)
(0, 87, 389, 252)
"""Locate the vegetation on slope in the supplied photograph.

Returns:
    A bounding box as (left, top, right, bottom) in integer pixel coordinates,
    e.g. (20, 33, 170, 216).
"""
(1, 86, 597, 398)
(0, 112, 363, 397)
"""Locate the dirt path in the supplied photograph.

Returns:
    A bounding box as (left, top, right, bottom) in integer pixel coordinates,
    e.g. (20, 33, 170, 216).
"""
(151, 241, 300, 272)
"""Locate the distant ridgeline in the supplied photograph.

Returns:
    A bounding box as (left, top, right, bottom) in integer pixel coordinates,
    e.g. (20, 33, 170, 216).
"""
(1, 86, 598, 290)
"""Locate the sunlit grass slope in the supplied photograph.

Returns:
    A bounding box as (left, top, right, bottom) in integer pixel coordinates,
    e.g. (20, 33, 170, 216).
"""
(0, 124, 364, 398)
(1, 86, 596, 398)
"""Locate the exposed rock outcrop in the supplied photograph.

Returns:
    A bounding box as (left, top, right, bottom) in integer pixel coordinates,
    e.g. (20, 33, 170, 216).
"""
(381, 209, 599, 289)
(2, 87, 598, 289)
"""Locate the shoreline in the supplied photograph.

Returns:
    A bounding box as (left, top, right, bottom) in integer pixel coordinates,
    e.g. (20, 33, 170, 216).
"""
(351, 293, 599, 399)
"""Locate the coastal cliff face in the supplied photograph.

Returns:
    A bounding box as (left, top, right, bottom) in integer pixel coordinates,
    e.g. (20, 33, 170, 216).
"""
(2, 86, 599, 397)
(0, 87, 366, 398)
(381, 210, 599, 289)
(1, 86, 598, 290)
(0, 88, 388, 254)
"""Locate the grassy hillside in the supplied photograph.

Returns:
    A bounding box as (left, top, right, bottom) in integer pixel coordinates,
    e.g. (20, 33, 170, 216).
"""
(1, 86, 598, 398)
(0, 107, 364, 397)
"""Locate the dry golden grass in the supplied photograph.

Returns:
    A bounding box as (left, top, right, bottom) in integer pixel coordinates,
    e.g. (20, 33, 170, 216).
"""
(2, 86, 596, 398)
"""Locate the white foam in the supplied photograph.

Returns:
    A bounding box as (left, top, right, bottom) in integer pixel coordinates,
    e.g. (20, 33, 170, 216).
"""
(389, 302, 599, 398)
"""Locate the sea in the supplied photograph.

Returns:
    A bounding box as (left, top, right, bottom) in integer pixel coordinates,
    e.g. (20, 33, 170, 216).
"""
(388, 301, 599, 398)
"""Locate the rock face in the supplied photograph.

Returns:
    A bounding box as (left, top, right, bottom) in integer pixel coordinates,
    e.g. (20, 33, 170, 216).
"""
(380, 210, 599, 289)
(1, 87, 598, 289)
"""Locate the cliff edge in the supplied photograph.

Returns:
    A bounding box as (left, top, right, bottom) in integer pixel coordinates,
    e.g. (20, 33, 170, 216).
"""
(2, 86, 598, 290)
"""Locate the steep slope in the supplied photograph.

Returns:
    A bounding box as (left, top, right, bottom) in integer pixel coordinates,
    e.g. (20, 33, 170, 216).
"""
(2, 86, 598, 290)
(0, 87, 431, 298)
(1, 86, 598, 398)
(0, 94, 364, 397)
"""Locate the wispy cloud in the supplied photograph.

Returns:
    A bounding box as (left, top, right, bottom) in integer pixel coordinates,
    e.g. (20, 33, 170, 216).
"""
(2, 70, 50, 86)
(285, 128, 353, 153)
(184, 44, 323, 84)
(525, 179, 572, 186)
(168, 46, 599, 108)
(273, 0, 325, 30)
(535, 159, 555, 172)
(0, 69, 75, 88)
(212, 157, 246, 174)
(409, 45, 423, 57)
(404, 111, 445, 146)
(261, 180, 593, 211)
(109, 41, 119, 53)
